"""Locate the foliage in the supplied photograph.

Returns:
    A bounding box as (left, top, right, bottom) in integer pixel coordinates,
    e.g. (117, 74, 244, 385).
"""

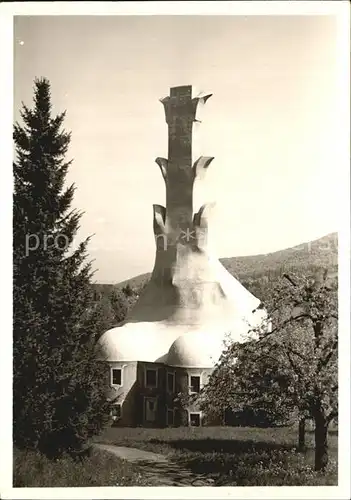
(88, 294, 117, 336)
(122, 283, 136, 297)
(13, 447, 149, 487)
(109, 287, 129, 323)
(13, 78, 112, 458)
(89, 283, 139, 328)
(92, 283, 115, 300)
(200, 269, 337, 471)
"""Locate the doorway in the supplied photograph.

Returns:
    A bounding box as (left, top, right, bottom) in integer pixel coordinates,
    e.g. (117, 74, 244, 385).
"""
(144, 397, 157, 423)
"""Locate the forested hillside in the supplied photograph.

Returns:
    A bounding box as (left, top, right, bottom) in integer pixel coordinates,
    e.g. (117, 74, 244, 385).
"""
(94, 232, 337, 297)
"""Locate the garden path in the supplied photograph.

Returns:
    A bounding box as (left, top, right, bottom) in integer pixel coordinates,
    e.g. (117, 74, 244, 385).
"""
(93, 443, 214, 486)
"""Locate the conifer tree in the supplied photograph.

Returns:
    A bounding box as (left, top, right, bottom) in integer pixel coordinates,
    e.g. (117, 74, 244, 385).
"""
(109, 288, 129, 323)
(13, 78, 111, 458)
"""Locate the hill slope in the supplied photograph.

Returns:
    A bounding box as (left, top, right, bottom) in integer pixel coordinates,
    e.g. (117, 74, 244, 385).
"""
(221, 232, 338, 279)
(100, 232, 337, 293)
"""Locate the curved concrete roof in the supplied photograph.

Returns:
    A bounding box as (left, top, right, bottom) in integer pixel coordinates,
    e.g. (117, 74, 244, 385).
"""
(97, 307, 269, 366)
(166, 331, 225, 368)
(98, 323, 169, 363)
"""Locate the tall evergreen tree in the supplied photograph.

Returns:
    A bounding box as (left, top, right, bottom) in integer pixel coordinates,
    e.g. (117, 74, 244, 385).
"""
(13, 78, 112, 458)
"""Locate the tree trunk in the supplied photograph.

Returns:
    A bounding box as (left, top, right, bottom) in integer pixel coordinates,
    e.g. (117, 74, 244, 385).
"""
(298, 417, 306, 451)
(314, 410, 329, 471)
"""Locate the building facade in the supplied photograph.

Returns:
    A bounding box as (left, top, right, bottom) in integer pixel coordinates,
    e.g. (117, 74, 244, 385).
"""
(101, 330, 227, 427)
(106, 360, 213, 428)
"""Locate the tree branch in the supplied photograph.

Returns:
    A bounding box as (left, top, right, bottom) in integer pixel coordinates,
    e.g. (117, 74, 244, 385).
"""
(317, 341, 338, 373)
(260, 314, 312, 340)
(283, 273, 297, 287)
(285, 348, 302, 377)
(326, 410, 338, 424)
(288, 346, 308, 361)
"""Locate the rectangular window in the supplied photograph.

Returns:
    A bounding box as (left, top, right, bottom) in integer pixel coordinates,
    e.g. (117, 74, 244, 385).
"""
(111, 404, 122, 420)
(167, 409, 174, 426)
(167, 372, 175, 393)
(189, 413, 201, 427)
(111, 368, 122, 386)
(190, 375, 200, 393)
(145, 368, 158, 388)
(145, 397, 157, 422)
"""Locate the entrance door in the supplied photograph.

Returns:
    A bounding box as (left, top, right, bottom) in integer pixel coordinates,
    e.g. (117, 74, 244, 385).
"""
(145, 397, 157, 423)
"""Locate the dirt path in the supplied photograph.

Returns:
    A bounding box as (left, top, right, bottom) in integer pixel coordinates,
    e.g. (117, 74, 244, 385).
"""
(94, 443, 214, 486)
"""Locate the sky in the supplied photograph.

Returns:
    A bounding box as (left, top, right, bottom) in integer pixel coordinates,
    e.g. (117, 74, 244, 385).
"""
(14, 14, 342, 283)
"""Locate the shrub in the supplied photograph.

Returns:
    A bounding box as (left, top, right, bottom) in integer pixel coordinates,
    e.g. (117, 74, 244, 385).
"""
(13, 447, 149, 487)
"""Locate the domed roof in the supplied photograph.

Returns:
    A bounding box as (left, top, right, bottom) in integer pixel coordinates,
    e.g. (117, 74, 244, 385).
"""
(98, 323, 175, 363)
(166, 331, 226, 368)
(97, 307, 270, 365)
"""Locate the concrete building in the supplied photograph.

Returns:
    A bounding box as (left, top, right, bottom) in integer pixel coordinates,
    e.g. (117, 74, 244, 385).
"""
(98, 86, 268, 427)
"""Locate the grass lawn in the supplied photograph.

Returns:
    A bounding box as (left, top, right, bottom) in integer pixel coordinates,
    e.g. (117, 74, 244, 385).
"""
(97, 424, 338, 486)
(13, 446, 150, 487)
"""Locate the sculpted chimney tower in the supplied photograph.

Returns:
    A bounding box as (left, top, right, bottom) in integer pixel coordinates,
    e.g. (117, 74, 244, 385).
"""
(155, 85, 214, 238)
